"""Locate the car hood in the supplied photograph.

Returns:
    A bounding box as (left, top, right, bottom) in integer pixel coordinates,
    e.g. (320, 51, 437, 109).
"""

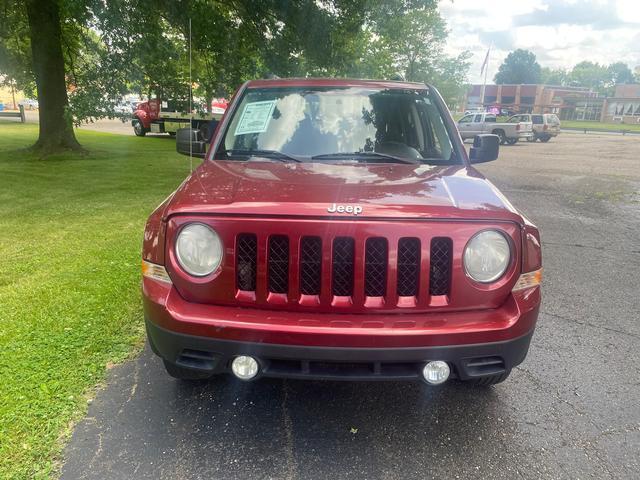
(163, 160, 523, 223)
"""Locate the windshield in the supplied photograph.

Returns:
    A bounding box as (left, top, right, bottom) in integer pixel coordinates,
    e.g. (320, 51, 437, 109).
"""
(216, 86, 455, 164)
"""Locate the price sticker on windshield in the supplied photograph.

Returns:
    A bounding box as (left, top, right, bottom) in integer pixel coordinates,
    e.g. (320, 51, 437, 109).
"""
(235, 100, 276, 135)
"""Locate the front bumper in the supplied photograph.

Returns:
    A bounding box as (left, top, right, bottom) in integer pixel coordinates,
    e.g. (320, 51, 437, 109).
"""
(518, 132, 535, 139)
(146, 318, 534, 381)
(143, 277, 540, 381)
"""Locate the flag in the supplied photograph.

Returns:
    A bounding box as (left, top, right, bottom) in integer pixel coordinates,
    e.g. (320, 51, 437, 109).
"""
(480, 47, 491, 75)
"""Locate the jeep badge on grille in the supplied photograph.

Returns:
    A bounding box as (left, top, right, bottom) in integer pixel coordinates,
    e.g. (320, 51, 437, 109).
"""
(327, 203, 363, 215)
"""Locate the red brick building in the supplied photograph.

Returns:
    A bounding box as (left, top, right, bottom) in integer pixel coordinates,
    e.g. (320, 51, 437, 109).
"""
(463, 84, 602, 120)
(601, 84, 640, 123)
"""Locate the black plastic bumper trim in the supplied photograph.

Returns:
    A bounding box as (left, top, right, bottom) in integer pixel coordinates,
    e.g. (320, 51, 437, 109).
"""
(145, 317, 534, 381)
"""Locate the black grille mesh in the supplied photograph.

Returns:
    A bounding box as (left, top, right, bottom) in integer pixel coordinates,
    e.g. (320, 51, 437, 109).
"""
(268, 236, 289, 293)
(300, 237, 322, 295)
(365, 238, 387, 296)
(397, 238, 420, 296)
(430, 237, 452, 295)
(236, 234, 257, 291)
(332, 237, 354, 296)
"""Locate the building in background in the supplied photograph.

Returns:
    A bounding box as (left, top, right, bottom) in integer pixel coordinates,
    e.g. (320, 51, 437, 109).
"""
(463, 84, 603, 120)
(601, 84, 640, 123)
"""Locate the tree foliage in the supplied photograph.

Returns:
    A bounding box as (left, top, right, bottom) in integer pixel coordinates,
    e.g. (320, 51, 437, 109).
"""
(540, 67, 568, 86)
(497, 50, 637, 96)
(494, 49, 541, 84)
(0, 0, 470, 152)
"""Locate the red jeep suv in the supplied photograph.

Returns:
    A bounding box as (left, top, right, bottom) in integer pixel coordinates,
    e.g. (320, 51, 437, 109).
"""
(142, 78, 542, 386)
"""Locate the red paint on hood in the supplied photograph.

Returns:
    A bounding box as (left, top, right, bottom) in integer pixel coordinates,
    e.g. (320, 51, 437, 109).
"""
(162, 160, 523, 224)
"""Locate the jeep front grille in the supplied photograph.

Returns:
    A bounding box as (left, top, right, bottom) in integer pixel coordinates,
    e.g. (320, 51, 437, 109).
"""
(233, 233, 453, 308)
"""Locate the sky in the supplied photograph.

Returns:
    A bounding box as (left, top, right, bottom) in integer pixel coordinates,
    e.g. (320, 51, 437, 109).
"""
(439, 0, 640, 84)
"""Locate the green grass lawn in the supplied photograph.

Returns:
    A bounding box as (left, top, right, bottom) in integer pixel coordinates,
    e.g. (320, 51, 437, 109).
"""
(560, 119, 640, 132)
(0, 122, 190, 479)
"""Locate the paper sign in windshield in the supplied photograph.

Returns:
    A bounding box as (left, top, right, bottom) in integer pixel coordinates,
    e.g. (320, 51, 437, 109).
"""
(235, 100, 276, 135)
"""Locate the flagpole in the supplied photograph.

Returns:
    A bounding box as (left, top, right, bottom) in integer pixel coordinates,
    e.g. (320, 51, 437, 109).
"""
(480, 45, 491, 111)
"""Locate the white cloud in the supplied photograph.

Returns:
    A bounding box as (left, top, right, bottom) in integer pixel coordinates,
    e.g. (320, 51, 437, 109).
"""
(439, 0, 640, 84)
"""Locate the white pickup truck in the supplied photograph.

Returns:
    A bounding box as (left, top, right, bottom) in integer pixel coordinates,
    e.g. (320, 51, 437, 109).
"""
(457, 112, 533, 145)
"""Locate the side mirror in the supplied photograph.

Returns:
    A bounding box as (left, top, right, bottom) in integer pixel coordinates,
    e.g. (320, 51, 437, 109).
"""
(469, 134, 499, 163)
(176, 128, 207, 158)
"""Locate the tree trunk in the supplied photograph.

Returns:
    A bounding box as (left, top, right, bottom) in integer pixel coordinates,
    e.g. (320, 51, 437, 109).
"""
(25, 0, 81, 152)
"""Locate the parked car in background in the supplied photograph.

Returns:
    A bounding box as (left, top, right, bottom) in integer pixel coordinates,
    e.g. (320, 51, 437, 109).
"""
(508, 114, 560, 142)
(142, 78, 542, 387)
(18, 98, 39, 110)
(458, 112, 533, 145)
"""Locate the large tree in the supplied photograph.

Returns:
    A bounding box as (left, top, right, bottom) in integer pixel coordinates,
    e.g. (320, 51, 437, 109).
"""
(540, 67, 568, 86)
(26, 0, 81, 151)
(0, 0, 81, 152)
(347, 0, 471, 105)
(607, 62, 634, 86)
(567, 61, 608, 93)
(494, 49, 541, 84)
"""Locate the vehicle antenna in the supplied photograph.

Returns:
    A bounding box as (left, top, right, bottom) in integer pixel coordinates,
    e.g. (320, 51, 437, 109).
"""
(189, 17, 193, 173)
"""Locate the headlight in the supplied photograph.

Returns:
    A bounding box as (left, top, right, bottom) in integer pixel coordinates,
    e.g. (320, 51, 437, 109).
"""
(463, 230, 511, 283)
(175, 223, 223, 276)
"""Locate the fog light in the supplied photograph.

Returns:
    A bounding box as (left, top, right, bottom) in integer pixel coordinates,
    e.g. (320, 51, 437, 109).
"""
(231, 356, 259, 380)
(422, 361, 450, 385)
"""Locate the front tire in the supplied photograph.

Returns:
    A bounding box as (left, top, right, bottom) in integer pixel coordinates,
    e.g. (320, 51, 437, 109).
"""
(163, 360, 212, 380)
(198, 122, 210, 142)
(492, 129, 506, 145)
(505, 138, 518, 145)
(539, 136, 551, 143)
(133, 118, 147, 137)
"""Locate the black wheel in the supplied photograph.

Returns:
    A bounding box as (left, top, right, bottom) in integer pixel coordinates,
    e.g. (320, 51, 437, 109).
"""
(492, 129, 506, 145)
(168, 132, 176, 137)
(505, 138, 518, 145)
(526, 136, 536, 142)
(467, 370, 511, 386)
(163, 360, 212, 380)
(133, 118, 147, 137)
(539, 136, 551, 143)
(198, 122, 210, 142)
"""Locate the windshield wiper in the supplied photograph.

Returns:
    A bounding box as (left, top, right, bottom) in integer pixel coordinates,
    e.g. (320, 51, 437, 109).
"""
(311, 151, 418, 164)
(223, 149, 303, 163)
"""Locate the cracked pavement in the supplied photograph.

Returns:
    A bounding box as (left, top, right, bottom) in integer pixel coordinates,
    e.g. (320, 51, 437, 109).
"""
(61, 133, 640, 479)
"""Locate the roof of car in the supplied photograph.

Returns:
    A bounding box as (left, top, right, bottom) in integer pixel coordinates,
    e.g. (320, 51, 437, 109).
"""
(246, 77, 429, 90)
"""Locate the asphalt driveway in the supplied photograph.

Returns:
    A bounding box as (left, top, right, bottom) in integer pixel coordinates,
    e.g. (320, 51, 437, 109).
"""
(61, 133, 640, 479)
